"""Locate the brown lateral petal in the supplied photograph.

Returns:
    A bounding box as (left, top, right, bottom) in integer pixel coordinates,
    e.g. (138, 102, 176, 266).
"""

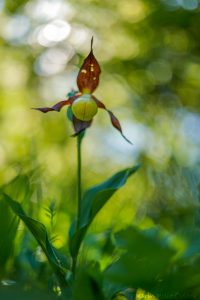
(33, 96, 79, 113)
(92, 96, 132, 144)
(33, 100, 71, 113)
(72, 115, 92, 136)
(108, 110, 132, 144)
(77, 37, 101, 94)
(92, 97, 106, 109)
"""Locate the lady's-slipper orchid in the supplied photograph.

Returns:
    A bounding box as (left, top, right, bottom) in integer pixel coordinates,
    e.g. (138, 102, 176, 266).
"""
(34, 38, 131, 144)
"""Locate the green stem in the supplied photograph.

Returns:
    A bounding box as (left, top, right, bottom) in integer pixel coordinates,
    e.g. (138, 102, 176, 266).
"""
(72, 256, 77, 277)
(72, 134, 82, 277)
(77, 134, 82, 229)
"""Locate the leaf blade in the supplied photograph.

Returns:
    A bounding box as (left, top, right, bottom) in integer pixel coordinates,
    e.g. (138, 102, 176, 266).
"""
(69, 165, 140, 257)
(2, 193, 69, 282)
(103, 226, 176, 298)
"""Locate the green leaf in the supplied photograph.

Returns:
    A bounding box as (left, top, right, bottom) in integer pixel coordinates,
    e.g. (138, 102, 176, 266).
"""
(151, 261, 200, 300)
(0, 197, 19, 274)
(3, 173, 33, 204)
(104, 226, 200, 300)
(1, 193, 69, 283)
(73, 264, 105, 300)
(103, 226, 176, 298)
(0, 286, 59, 300)
(177, 227, 200, 259)
(69, 165, 140, 258)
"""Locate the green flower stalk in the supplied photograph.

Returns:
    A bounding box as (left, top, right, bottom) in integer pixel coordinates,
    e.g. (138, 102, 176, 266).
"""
(33, 38, 132, 276)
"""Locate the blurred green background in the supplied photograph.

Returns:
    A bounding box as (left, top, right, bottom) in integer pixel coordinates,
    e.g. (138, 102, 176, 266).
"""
(0, 0, 200, 297)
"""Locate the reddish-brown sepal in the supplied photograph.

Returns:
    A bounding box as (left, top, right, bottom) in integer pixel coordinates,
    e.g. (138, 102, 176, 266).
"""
(77, 38, 101, 94)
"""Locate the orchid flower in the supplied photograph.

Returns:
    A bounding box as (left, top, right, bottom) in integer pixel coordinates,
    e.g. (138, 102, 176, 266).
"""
(34, 38, 131, 144)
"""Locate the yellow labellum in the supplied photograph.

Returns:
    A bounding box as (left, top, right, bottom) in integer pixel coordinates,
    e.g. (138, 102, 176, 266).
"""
(72, 94, 98, 121)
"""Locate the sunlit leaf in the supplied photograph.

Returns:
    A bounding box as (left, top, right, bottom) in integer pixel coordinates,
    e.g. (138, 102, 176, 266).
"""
(3, 174, 33, 203)
(2, 193, 69, 284)
(69, 165, 140, 258)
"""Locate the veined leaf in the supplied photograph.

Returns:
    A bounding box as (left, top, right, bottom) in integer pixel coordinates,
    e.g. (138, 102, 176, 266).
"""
(2, 193, 69, 283)
(69, 165, 140, 258)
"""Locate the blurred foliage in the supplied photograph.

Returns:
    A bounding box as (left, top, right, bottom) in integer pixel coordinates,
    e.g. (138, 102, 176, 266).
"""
(4, 0, 29, 14)
(0, 0, 200, 299)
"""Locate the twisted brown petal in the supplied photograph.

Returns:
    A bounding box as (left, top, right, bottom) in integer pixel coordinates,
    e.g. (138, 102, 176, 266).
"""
(33, 95, 80, 113)
(33, 100, 71, 113)
(72, 115, 93, 136)
(92, 96, 132, 144)
(77, 37, 101, 94)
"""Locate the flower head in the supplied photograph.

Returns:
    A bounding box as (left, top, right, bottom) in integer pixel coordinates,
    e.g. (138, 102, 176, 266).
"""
(34, 38, 132, 144)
